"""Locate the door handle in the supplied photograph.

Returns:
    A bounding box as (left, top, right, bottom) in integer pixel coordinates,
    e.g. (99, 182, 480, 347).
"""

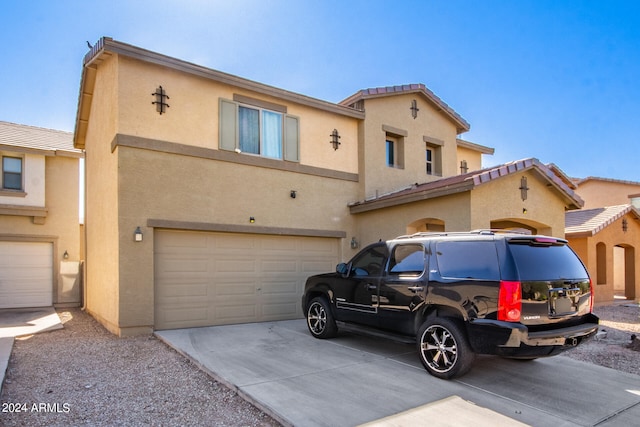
(407, 286, 424, 292)
(366, 283, 377, 291)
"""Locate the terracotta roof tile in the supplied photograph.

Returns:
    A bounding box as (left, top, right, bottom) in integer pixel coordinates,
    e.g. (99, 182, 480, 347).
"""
(565, 204, 640, 237)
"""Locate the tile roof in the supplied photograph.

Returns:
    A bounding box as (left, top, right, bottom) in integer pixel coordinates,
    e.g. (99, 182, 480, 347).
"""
(0, 121, 82, 157)
(565, 204, 640, 237)
(574, 176, 640, 187)
(339, 83, 470, 134)
(349, 158, 583, 213)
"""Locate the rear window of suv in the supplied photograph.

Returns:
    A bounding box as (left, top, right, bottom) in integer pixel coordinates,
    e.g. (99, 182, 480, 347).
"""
(508, 240, 588, 280)
(436, 241, 500, 280)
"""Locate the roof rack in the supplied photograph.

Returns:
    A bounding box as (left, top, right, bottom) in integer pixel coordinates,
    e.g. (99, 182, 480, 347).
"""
(395, 229, 529, 240)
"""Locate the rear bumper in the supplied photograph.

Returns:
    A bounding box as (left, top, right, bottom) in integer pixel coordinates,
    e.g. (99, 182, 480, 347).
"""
(467, 314, 599, 356)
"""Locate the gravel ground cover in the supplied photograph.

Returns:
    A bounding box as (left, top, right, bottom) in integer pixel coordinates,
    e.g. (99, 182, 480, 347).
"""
(0, 308, 279, 426)
(1, 302, 638, 426)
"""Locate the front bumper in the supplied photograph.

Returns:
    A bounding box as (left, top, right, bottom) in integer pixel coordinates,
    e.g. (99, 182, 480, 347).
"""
(467, 314, 600, 356)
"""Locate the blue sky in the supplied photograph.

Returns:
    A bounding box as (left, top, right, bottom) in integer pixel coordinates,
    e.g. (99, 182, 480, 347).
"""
(1, 0, 639, 181)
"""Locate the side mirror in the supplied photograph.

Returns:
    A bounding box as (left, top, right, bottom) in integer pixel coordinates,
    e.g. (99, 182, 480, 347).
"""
(336, 262, 349, 276)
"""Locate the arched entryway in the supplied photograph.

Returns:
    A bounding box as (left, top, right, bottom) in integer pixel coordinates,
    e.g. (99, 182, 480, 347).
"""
(490, 218, 552, 236)
(406, 218, 445, 234)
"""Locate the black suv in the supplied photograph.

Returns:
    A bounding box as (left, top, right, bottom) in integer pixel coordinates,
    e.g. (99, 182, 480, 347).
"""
(301, 231, 599, 379)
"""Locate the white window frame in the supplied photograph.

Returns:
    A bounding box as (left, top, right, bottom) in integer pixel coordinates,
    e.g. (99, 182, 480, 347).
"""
(2, 155, 23, 191)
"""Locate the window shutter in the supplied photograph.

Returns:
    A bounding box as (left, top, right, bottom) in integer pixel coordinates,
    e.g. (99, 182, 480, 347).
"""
(284, 114, 299, 162)
(219, 98, 238, 151)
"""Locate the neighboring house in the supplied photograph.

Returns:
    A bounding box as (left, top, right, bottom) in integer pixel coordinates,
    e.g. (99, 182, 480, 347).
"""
(573, 176, 640, 209)
(0, 121, 83, 308)
(73, 37, 583, 335)
(566, 205, 640, 303)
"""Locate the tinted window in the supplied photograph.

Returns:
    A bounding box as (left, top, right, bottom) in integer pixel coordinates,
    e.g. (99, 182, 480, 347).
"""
(351, 244, 388, 277)
(389, 244, 425, 275)
(508, 242, 588, 280)
(436, 241, 500, 280)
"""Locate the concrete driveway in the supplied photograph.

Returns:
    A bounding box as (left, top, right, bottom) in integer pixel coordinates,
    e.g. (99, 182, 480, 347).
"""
(156, 319, 640, 427)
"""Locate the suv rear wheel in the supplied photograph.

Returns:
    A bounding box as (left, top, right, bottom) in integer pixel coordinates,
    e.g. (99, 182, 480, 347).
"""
(417, 317, 475, 379)
(306, 296, 337, 339)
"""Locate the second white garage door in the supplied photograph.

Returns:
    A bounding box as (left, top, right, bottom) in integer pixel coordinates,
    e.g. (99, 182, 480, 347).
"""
(0, 241, 53, 309)
(154, 230, 341, 330)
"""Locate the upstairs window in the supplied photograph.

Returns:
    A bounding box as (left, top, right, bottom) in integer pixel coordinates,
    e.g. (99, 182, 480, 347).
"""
(2, 156, 22, 190)
(425, 141, 442, 176)
(219, 97, 299, 162)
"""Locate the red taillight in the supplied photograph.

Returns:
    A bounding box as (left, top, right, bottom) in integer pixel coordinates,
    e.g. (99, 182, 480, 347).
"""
(498, 280, 522, 322)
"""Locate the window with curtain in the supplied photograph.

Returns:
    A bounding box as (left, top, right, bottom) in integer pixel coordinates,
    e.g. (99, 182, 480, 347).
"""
(237, 106, 283, 159)
(219, 97, 299, 162)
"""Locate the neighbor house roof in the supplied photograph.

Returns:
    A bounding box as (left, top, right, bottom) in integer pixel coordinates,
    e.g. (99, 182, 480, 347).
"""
(75, 37, 365, 149)
(565, 204, 640, 238)
(0, 121, 82, 158)
(340, 84, 471, 134)
(573, 176, 640, 187)
(349, 158, 583, 213)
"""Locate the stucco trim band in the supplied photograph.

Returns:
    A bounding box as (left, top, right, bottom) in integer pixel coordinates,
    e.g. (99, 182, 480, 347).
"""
(112, 134, 359, 182)
(147, 219, 347, 239)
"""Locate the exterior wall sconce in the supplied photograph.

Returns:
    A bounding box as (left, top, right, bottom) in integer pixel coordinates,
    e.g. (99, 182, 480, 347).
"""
(330, 129, 341, 150)
(410, 99, 419, 119)
(290, 190, 297, 199)
(250, 217, 255, 223)
(623, 218, 628, 232)
(63, 250, 69, 259)
(134, 227, 143, 242)
(522, 208, 528, 214)
(151, 86, 170, 115)
(350, 237, 359, 249)
(460, 160, 468, 174)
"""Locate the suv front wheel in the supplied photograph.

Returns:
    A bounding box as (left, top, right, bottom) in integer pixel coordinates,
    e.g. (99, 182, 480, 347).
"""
(306, 296, 338, 339)
(417, 317, 475, 379)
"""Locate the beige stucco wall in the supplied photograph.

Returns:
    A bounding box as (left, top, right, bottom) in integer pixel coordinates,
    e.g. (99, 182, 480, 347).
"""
(576, 180, 640, 209)
(568, 213, 640, 303)
(456, 145, 483, 173)
(83, 54, 121, 334)
(114, 145, 359, 333)
(358, 94, 460, 199)
(470, 170, 565, 237)
(116, 57, 359, 175)
(0, 154, 81, 304)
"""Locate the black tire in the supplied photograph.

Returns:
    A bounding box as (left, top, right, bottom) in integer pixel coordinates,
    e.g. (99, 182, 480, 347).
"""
(417, 317, 475, 379)
(306, 296, 338, 339)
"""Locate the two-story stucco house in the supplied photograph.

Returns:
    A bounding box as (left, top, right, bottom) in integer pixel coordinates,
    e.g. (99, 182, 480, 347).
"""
(74, 38, 584, 335)
(0, 121, 83, 308)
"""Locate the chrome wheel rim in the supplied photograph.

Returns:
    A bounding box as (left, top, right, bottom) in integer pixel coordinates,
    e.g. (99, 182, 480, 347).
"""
(420, 325, 458, 373)
(307, 302, 327, 335)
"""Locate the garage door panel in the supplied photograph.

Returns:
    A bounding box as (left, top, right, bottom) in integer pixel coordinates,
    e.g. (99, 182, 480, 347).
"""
(157, 282, 209, 298)
(154, 230, 340, 329)
(0, 241, 53, 308)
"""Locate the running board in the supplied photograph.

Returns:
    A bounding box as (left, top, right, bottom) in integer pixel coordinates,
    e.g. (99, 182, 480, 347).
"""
(337, 321, 416, 344)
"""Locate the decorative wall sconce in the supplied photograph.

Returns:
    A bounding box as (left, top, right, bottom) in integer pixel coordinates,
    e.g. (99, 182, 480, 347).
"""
(519, 177, 529, 201)
(63, 250, 69, 260)
(522, 208, 528, 214)
(460, 160, 468, 174)
(623, 218, 628, 232)
(350, 237, 359, 249)
(410, 99, 419, 119)
(330, 129, 341, 150)
(249, 217, 255, 223)
(134, 227, 143, 242)
(290, 190, 297, 199)
(151, 85, 170, 115)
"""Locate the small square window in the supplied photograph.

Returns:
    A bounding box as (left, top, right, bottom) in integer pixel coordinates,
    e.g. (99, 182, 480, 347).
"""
(2, 156, 22, 190)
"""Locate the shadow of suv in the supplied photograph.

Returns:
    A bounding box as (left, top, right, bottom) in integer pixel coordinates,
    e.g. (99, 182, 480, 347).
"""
(302, 230, 599, 379)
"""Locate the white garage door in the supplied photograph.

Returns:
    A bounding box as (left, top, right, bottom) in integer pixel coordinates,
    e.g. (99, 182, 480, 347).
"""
(0, 241, 53, 308)
(154, 230, 341, 330)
